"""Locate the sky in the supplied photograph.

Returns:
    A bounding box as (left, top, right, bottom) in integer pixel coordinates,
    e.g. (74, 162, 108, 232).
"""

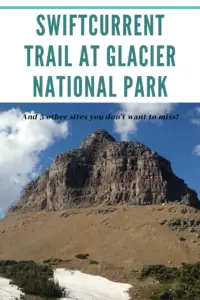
(0, 102, 200, 216)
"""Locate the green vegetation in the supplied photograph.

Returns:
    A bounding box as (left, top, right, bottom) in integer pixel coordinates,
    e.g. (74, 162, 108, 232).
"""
(75, 253, 89, 259)
(42, 258, 71, 265)
(89, 260, 99, 265)
(140, 263, 200, 299)
(43, 258, 64, 264)
(0, 260, 65, 298)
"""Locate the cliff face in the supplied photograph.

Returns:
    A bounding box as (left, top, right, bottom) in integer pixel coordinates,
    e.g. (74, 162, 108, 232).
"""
(9, 129, 200, 213)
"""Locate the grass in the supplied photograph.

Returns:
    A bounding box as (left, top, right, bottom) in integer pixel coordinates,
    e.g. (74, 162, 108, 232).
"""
(43, 258, 64, 264)
(42, 258, 71, 266)
(0, 260, 65, 298)
(140, 263, 200, 299)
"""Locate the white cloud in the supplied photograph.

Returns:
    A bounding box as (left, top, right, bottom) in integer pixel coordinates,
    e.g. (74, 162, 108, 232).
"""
(0, 108, 68, 213)
(193, 145, 200, 156)
(195, 107, 200, 115)
(114, 103, 174, 140)
(191, 119, 200, 126)
(191, 106, 200, 156)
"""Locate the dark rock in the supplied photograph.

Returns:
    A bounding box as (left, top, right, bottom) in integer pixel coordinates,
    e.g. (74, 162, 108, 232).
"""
(167, 219, 200, 232)
(194, 220, 200, 226)
(181, 220, 187, 226)
(180, 208, 188, 214)
(8, 129, 200, 213)
(160, 220, 167, 225)
(168, 219, 181, 227)
(188, 220, 195, 226)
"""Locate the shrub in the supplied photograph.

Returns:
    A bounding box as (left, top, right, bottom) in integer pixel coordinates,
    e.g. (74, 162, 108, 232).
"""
(89, 260, 99, 265)
(75, 253, 89, 259)
(42, 258, 64, 265)
(140, 264, 180, 281)
(140, 262, 200, 299)
(0, 260, 65, 298)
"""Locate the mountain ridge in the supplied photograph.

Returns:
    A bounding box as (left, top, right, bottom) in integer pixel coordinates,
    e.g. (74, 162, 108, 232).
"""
(8, 129, 200, 213)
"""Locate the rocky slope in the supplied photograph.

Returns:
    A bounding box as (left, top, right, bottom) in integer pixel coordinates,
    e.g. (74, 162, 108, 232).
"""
(1, 204, 200, 266)
(8, 129, 200, 213)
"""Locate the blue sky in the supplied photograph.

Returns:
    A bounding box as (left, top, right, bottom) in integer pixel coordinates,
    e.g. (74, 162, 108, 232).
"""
(0, 103, 200, 215)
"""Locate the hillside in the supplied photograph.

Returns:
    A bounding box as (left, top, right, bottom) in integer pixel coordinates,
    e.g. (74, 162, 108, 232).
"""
(1, 204, 200, 268)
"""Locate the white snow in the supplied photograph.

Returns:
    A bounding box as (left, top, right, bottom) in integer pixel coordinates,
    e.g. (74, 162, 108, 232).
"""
(54, 268, 132, 300)
(0, 277, 24, 300)
(0, 269, 132, 300)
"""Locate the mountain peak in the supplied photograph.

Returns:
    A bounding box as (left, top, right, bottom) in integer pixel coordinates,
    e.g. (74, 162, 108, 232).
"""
(80, 129, 116, 149)
(8, 129, 200, 214)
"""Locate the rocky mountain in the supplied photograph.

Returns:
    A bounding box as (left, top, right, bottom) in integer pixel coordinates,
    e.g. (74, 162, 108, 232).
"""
(8, 129, 200, 213)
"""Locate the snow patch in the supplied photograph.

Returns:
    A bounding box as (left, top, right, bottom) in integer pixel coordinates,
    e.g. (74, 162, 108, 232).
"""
(54, 268, 132, 300)
(0, 277, 24, 300)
